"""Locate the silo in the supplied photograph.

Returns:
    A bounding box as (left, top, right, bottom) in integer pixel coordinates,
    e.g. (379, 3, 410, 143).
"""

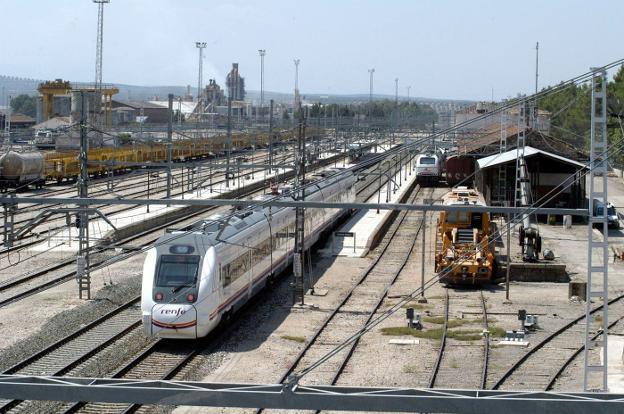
(71, 90, 102, 124)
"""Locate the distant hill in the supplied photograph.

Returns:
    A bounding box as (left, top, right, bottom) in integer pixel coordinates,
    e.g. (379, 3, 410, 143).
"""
(0, 74, 473, 108)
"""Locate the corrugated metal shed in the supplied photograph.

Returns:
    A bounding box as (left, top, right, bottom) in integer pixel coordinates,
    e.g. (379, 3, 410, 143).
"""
(476, 146, 587, 170)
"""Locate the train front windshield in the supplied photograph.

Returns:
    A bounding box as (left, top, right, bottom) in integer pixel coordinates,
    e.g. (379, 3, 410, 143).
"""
(156, 255, 200, 288)
(419, 157, 436, 165)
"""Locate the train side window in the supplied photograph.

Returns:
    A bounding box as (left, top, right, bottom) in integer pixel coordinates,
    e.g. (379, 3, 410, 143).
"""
(222, 264, 232, 287)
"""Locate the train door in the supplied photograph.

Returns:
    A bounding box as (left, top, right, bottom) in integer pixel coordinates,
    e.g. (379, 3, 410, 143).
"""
(247, 237, 253, 299)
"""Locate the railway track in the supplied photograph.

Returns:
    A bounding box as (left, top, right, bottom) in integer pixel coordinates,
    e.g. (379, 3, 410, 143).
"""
(0, 148, 360, 308)
(428, 289, 490, 390)
(0, 150, 287, 251)
(252, 184, 431, 414)
(0, 297, 142, 413)
(491, 294, 624, 391)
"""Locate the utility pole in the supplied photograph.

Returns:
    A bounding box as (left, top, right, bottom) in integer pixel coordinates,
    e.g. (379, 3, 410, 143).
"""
(226, 96, 232, 188)
(77, 91, 90, 299)
(259, 49, 266, 119)
(293, 103, 306, 305)
(93, 0, 109, 132)
(294, 59, 300, 109)
(534, 41, 539, 129)
(535, 42, 539, 96)
(395, 78, 398, 104)
(166, 94, 173, 202)
(269, 99, 274, 175)
(584, 67, 609, 392)
(368, 68, 375, 103)
(407, 85, 411, 101)
(196, 42, 207, 103)
(4, 95, 11, 150)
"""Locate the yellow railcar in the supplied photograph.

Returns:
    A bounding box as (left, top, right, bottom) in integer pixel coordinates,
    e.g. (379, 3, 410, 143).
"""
(42, 130, 295, 183)
(434, 186, 497, 285)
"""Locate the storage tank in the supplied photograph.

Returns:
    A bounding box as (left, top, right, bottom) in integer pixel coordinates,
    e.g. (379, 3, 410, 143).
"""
(0, 151, 45, 182)
(445, 155, 475, 186)
(71, 90, 102, 124)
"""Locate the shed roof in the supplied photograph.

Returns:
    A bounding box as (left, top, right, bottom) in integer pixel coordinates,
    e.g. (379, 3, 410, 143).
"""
(476, 146, 587, 170)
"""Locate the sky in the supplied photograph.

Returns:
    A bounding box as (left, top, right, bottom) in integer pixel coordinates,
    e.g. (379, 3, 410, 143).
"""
(1, 0, 623, 101)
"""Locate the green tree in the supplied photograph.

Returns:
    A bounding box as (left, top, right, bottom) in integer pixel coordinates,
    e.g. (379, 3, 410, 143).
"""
(10, 94, 37, 118)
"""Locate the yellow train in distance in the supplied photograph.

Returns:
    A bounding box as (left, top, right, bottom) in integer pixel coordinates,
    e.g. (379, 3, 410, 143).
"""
(42, 130, 295, 184)
(435, 186, 497, 285)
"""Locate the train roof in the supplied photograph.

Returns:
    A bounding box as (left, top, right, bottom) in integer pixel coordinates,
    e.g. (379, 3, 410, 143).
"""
(162, 168, 353, 245)
(442, 186, 486, 206)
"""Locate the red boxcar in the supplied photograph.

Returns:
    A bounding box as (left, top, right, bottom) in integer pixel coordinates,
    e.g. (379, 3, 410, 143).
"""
(445, 155, 475, 186)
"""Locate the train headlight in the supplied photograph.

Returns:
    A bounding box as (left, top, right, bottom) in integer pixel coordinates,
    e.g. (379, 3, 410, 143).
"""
(187, 293, 196, 303)
(155, 292, 163, 301)
(478, 267, 488, 274)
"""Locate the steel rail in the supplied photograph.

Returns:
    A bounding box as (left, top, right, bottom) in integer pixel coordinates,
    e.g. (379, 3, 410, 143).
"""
(491, 293, 624, 390)
(480, 290, 489, 390)
(255, 183, 425, 413)
(428, 289, 449, 388)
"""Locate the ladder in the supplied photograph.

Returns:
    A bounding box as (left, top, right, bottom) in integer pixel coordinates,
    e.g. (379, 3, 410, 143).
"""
(495, 110, 508, 205)
(584, 68, 609, 392)
(514, 103, 531, 227)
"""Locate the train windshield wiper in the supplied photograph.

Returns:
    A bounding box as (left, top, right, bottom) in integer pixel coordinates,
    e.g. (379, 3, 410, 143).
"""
(172, 285, 186, 293)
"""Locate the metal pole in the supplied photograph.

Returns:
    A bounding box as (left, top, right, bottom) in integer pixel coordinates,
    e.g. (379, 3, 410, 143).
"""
(77, 91, 90, 300)
(418, 213, 427, 303)
(166, 94, 173, 202)
(226, 96, 232, 188)
(505, 213, 511, 303)
(196, 42, 206, 102)
(293, 103, 306, 305)
(259, 49, 265, 120)
(269, 99, 274, 173)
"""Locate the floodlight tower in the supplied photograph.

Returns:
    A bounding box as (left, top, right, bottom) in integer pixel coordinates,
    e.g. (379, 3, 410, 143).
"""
(294, 59, 300, 107)
(368, 68, 375, 103)
(196, 42, 207, 102)
(258, 49, 266, 117)
(93, 0, 109, 93)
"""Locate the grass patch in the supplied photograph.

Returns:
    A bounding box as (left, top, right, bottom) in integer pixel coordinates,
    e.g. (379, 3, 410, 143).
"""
(281, 335, 306, 343)
(402, 364, 419, 374)
(450, 359, 459, 368)
(447, 329, 483, 341)
(381, 326, 445, 340)
(487, 326, 507, 338)
(594, 314, 603, 323)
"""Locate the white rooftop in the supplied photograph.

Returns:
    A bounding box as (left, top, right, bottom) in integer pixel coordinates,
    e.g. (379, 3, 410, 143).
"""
(147, 100, 198, 116)
(476, 146, 587, 170)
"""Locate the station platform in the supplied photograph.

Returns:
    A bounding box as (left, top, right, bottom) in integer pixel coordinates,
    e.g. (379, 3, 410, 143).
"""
(606, 334, 624, 392)
(328, 162, 419, 257)
(30, 167, 286, 253)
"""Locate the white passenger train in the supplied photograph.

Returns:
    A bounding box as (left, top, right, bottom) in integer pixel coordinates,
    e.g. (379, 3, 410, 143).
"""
(141, 169, 356, 339)
(415, 153, 441, 186)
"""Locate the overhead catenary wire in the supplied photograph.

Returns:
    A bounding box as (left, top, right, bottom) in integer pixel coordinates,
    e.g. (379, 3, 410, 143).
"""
(292, 130, 624, 381)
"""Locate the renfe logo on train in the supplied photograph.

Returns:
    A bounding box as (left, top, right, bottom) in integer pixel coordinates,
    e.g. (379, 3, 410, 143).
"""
(160, 308, 187, 316)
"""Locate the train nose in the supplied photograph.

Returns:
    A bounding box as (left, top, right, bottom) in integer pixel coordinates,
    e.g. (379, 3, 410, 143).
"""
(150, 304, 198, 338)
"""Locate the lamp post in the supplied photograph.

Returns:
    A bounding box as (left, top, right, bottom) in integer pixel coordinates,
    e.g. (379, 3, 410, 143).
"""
(195, 42, 207, 102)
(258, 49, 266, 120)
(368, 68, 375, 103)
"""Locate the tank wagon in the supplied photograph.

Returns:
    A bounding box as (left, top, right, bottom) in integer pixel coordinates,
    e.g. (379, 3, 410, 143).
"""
(0, 151, 46, 191)
(141, 168, 356, 339)
(415, 153, 441, 186)
(0, 129, 297, 189)
(435, 186, 497, 285)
